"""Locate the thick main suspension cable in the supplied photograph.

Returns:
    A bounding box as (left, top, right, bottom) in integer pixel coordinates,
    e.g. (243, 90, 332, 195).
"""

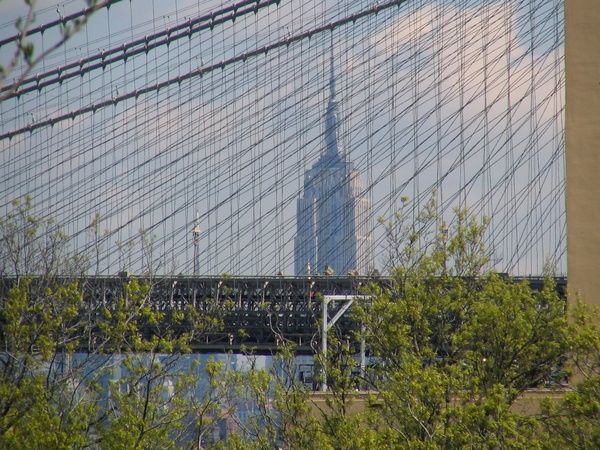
(0, 0, 281, 97)
(1, 0, 410, 141)
(0, 0, 124, 48)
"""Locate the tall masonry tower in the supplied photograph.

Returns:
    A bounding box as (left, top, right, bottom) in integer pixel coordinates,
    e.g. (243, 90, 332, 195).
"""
(294, 40, 373, 276)
(565, 0, 600, 307)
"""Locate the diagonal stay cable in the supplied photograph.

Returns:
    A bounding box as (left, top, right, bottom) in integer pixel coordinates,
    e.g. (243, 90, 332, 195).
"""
(0, 0, 282, 97)
(0, 0, 410, 141)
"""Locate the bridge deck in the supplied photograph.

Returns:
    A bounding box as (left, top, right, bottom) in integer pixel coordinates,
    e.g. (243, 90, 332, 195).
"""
(1, 275, 567, 354)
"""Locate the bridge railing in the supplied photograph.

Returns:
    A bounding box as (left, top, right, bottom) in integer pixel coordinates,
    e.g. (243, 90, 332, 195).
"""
(0, 275, 566, 354)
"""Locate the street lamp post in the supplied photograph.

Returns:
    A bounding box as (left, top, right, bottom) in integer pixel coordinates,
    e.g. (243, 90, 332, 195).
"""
(192, 213, 201, 275)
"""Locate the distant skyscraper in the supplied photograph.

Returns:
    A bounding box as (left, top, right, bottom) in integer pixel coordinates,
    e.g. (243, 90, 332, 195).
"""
(294, 42, 372, 276)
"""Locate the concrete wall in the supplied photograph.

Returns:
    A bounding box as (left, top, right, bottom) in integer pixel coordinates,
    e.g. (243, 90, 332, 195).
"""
(309, 389, 567, 417)
(566, 0, 600, 306)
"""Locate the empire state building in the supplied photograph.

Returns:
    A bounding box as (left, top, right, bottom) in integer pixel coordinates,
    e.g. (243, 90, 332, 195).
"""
(294, 47, 373, 276)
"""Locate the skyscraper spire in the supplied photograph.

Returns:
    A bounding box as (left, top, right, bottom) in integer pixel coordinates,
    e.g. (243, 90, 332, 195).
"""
(329, 32, 336, 102)
(294, 33, 373, 276)
(325, 32, 341, 159)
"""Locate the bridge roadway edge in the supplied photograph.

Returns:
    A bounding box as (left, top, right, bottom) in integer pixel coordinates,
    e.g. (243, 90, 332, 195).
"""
(0, 275, 567, 355)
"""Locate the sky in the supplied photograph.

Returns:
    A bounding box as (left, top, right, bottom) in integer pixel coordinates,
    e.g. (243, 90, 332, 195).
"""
(0, 0, 566, 276)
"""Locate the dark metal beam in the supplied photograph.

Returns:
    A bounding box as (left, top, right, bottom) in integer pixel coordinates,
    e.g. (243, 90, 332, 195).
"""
(0, 275, 567, 354)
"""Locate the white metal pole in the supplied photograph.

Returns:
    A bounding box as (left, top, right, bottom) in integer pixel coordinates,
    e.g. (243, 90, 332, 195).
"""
(360, 322, 366, 389)
(322, 296, 328, 391)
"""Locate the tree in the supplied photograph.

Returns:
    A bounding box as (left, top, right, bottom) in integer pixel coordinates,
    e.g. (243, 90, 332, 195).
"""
(2, 196, 595, 448)
(316, 200, 570, 449)
(0, 198, 227, 448)
(0, 197, 96, 447)
(539, 301, 600, 449)
(219, 200, 573, 449)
